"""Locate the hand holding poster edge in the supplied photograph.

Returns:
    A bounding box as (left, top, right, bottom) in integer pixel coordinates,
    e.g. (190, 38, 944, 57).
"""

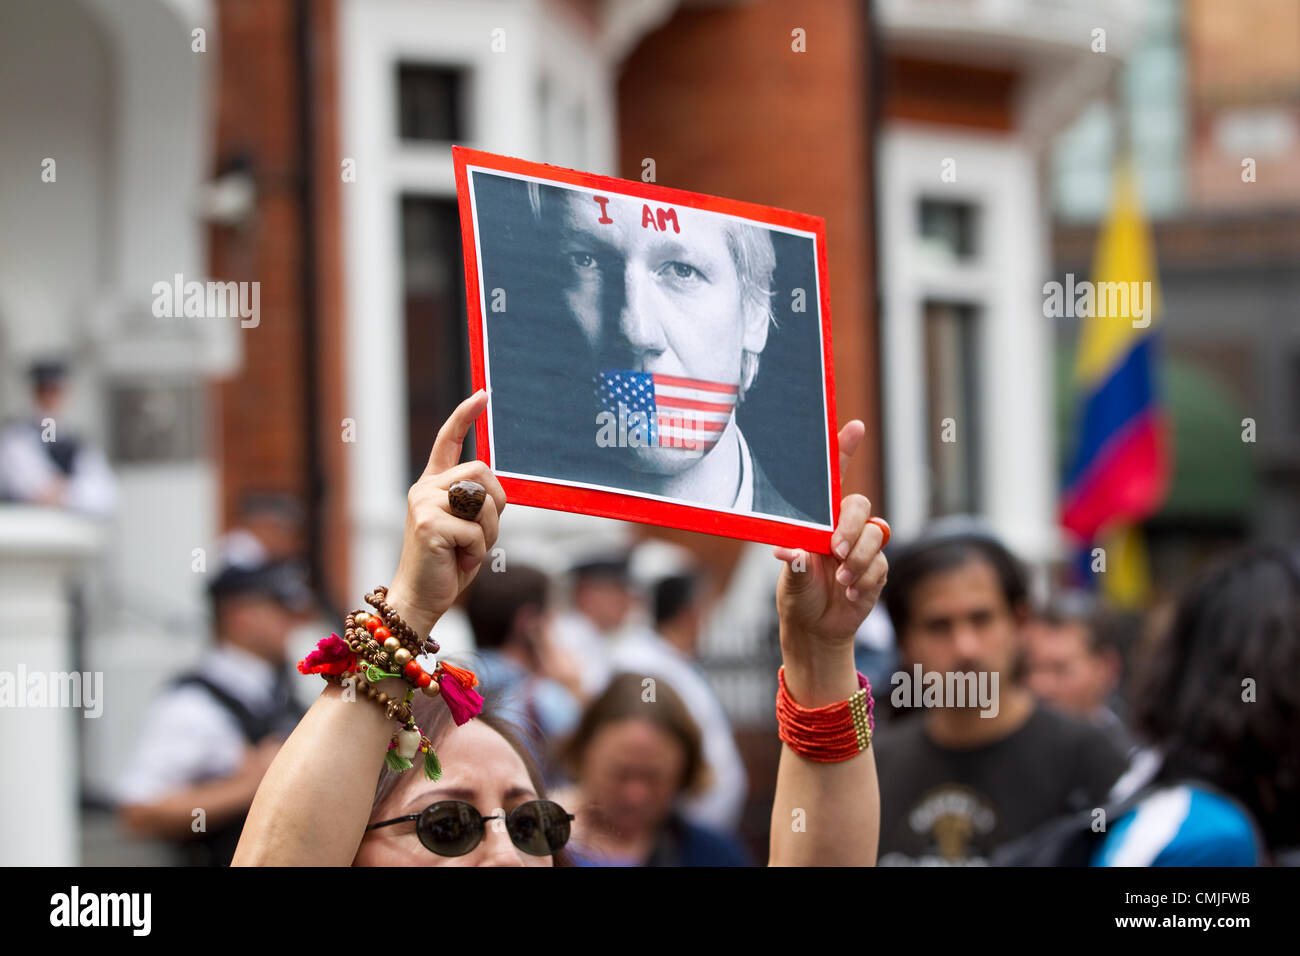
(452, 145, 843, 554)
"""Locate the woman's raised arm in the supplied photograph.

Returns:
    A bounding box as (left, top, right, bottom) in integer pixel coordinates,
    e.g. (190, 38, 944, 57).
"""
(232, 392, 505, 865)
(768, 420, 886, 867)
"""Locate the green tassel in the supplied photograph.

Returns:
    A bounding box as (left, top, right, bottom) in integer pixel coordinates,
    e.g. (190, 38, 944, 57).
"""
(423, 749, 443, 781)
(385, 750, 413, 772)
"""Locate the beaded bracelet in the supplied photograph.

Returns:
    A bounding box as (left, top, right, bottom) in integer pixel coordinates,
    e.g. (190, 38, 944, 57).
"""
(775, 667, 874, 763)
(365, 585, 438, 655)
(346, 610, 440, 698)
(296, 589, 488, 779)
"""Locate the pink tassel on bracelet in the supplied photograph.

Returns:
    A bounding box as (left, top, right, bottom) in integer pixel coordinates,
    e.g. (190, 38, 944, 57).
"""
(436, 661, 484, 725)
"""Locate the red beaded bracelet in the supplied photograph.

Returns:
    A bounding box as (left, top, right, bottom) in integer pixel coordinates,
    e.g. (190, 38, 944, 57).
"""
(775, 667, 874, 763)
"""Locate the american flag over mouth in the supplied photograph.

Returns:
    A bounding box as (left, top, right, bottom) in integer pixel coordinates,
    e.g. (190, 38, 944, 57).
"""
(596, 370, 738, 452)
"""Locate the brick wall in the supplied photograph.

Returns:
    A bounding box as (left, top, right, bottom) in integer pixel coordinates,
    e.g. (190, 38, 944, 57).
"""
(882, 55, 1018, 132)
(1186, 0, 1300, 207)
(209, 0, 348, 609)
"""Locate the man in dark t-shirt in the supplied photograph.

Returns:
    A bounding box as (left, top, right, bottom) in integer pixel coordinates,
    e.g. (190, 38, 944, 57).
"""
(875, 702, 1127, 865)
(873, 522, 1129, 866)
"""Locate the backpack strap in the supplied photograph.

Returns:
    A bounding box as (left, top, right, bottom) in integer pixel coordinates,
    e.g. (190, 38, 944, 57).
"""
(171, 673, 273, 744)
(991, 778, 1167, 867)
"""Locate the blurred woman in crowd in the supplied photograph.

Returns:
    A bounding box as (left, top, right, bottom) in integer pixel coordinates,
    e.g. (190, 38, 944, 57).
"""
(1094, 545, 1300, 866)
(556, 673, 752, 866)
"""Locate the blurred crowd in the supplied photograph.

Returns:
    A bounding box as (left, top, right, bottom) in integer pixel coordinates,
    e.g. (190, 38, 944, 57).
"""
(871, 524, 1299, 867)
(104, 484, 1300, 867)
(6, 359, 1293, 867)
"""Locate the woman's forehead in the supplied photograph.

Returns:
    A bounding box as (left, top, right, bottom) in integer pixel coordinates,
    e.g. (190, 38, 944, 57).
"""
(395, 721, 536, 812)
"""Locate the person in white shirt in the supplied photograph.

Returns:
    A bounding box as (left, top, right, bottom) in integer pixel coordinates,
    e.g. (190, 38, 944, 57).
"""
(551, 555, 636, 698)
(0, 359, 116, 519)
(116, 559, 313, 865)
(611, 570, 748, 834)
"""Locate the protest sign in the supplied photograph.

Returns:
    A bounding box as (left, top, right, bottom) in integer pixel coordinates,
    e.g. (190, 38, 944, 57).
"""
(454, 146, 840, 552)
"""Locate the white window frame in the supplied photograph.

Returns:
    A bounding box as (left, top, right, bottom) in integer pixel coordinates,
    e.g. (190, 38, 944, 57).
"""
(339, 0, 616, 594)
(877, 125, 1055, 564)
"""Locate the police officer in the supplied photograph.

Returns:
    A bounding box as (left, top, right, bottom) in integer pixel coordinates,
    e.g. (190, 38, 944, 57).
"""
(0, 359, 117, 518)
(116, 560, 312, 865)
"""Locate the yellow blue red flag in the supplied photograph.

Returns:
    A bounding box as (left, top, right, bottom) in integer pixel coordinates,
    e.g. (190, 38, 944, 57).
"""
(1062, 162, 1170, 542)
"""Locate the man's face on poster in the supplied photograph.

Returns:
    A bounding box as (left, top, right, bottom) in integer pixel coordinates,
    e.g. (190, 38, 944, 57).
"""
(553, 190, 770, 474)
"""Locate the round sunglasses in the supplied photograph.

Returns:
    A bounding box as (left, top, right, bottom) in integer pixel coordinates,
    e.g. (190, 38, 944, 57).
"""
(367, 799, 574, 857)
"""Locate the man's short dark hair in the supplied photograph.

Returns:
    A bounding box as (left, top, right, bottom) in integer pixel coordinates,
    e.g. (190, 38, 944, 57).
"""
(882, 530, 1029, 636)
(571, 553, 631, 585)
(653, 573, 700, 629)
(1037, 592, 1141, 663)
(206, 559, 313, 637)
(465, 564, 551, 651)
(29, 359, 68, 391)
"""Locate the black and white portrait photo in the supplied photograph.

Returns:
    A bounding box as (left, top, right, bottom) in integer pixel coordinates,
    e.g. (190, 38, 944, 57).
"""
(457, 150, 838, 543)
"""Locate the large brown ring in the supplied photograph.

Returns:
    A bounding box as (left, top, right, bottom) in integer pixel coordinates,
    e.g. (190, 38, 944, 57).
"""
(447, 479, 487, 521)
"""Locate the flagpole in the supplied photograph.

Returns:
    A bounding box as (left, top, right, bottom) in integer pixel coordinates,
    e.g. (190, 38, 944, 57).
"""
(1099, 67, 1153, 610)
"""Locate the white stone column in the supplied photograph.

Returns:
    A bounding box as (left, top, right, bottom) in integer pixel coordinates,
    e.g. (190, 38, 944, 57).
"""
(0, 506, 104, 865)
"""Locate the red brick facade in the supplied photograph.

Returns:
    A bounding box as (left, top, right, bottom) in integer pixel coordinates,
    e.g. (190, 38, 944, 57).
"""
(210, 0, 348, 608)
(883, 55, 1018, 132)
